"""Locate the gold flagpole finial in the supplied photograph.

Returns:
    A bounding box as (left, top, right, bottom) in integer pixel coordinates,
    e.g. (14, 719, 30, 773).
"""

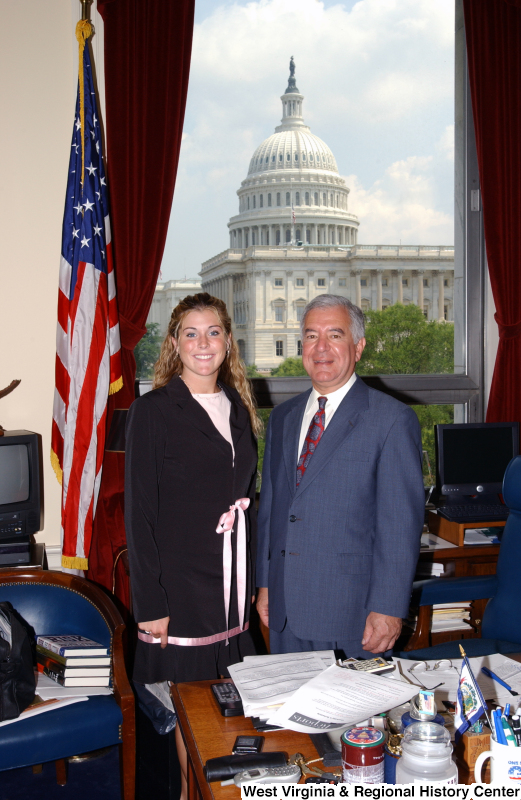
(80, 0, 93, 21)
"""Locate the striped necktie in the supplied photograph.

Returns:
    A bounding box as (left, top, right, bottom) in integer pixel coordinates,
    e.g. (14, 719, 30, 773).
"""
(296, 396, 327, 486)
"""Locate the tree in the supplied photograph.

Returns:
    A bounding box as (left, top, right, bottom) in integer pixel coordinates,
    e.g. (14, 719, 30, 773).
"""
(270, 357, 308, 376)
(357, 304, 454, 376)
(246, 363, 263, 378)
(134, 322, 163, 379)
(358, 305, 455, 479)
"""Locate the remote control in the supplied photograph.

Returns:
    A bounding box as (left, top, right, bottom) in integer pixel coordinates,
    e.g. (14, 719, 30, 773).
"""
(234, 765, 301, 786)
(211, 682, 244, 717)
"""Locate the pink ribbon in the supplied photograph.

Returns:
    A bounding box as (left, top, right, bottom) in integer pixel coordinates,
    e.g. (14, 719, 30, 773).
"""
(137, 622, 249, 647)
(216, 497, 250, 643)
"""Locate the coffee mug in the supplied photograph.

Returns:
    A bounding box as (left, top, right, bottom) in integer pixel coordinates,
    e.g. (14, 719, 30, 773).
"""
(474, 736, 521, 783)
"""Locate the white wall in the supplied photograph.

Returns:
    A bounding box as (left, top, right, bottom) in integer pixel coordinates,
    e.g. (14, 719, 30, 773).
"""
(0, 1, 75, 547)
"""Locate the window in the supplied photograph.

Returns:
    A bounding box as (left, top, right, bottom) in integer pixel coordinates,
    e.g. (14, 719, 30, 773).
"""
(360, 279, 367, 287)
(305, 192, 310, 205)
(285, 192, 290, 206)
(423, 279, 429, 287)
(275, 340, 283, 357)
(314, 192, 319, 205)
(294, 153, 298, 161)
(285, 228, 291, 242)
(423, 305, 429, 318)
(237, 339, 246, 360)
(271, 155, 275, 163)
(297, 340, 303, 356)
(274, 278, 283, 287)
(302, 153, 306, 161)
(382, 279, 388, 287)
(296, 192, 300, 206)
(252, 230, 256, 245)
(330, 193, 333, 205)
(275, 306, 284, 322)
(268, 193, 272, 207)
(279, 154, 283, 162)
(296, 229, 301, 242)
(339, 278, 346, 286)
(276, 229, 281, 245)
(296, 278, 304, 287)
(286, 153, 290, 161)
(260, 195, 263, 208)
(296, 305, 304, 322)
(244, 231, 248, 247)
(444, 279, 449, 287)
(306, 229, 311, 243)
(317, 278, 326, 287)
(247, 197, 250, 210)
(253, 196, 256, 209)
(323, 193, 327, 206)
(402, 278, 408, 287)
(277, 193, 281, 206)
(310, 153, 314, 162)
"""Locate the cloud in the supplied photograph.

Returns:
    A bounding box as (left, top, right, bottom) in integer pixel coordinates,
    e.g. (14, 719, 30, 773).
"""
(161, 0, 455, 279)
(345, 129, 454, 245)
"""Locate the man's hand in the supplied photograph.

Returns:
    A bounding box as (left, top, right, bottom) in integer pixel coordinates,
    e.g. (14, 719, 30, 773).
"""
(138, 616, 170, 649)
(361, 612, 402, 653)
(256, 587, 269, 628)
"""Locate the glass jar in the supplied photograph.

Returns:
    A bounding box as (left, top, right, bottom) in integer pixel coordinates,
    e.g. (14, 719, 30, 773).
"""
(395, 722, 458, 784)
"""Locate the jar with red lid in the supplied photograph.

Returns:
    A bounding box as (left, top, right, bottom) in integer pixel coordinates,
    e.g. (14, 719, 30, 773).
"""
(341, 726, 385, 784)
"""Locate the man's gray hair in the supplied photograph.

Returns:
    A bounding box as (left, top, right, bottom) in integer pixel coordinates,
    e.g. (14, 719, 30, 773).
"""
(300, 294, 365, 343)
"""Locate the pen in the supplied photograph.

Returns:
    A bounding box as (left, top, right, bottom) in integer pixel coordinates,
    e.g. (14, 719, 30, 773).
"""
(512, 716, 521, 747)
(506, 703, 511, 717)
(501, 714, 517, 747)
(482, 667, 519, 697)
(494, 708, 507, 745)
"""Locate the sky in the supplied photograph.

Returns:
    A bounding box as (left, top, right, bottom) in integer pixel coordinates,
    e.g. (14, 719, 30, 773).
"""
(160, 0, 455, 281)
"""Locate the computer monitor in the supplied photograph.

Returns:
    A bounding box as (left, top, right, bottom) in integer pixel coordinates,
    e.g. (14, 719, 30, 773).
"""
(435, 421, 519, 499)
(0, 430, 43, 539)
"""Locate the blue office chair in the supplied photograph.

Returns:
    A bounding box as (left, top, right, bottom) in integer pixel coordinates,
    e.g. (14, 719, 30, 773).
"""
(399, 455, 521, 661)
(0, 569, 135, 799)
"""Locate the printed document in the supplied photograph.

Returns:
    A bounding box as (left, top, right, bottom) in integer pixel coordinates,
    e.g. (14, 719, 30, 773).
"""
(266, 664, 418, 733)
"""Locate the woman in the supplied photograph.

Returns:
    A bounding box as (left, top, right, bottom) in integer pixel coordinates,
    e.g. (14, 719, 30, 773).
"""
(125, 294, 260, 792)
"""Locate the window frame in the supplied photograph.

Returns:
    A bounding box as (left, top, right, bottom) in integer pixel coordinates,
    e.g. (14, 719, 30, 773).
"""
(250, 1, 486, 419)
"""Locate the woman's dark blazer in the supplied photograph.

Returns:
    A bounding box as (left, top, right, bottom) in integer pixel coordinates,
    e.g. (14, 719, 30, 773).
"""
(124, 375, 258, 639)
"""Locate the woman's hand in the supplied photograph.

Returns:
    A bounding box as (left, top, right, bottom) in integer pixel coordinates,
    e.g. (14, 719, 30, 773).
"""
(138, 616, 170, 649)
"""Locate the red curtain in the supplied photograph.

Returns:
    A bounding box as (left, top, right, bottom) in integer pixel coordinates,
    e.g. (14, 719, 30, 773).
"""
(87, 0, 195, 606)
(463, 0, 521, 424)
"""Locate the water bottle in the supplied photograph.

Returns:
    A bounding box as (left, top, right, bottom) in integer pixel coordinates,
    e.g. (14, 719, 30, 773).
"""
(395, 722, 458, 784)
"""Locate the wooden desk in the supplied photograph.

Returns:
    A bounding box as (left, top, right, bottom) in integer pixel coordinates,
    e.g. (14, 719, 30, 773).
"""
(171, 680, 323, 800)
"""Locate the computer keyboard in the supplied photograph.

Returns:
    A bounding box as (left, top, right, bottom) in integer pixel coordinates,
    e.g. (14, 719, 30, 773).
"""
(437, 504, 509, 523)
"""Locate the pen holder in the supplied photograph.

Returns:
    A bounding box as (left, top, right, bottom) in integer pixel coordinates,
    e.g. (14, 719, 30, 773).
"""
(474, 737, 521, 783)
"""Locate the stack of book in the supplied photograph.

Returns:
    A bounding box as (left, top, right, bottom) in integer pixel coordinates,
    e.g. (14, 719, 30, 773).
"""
(36, 635, 110, 687)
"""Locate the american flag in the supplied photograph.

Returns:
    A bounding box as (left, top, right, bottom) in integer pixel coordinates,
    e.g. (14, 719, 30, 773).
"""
(292, 203, 296, 225)
(51, 37, 122, 572)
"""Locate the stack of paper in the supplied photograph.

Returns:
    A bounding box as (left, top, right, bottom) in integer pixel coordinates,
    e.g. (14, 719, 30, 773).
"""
(228, 651, 335, 721)
(431, 602, 472, 633)
(416, 562, 444, 578)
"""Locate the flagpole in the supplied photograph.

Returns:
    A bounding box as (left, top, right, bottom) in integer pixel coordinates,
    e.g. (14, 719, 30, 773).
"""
(80, 0, 93, 21)
(459, 644, 493, 731)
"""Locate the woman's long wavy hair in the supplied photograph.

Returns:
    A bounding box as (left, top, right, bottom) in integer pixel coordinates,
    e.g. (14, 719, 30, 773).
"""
(153, 293, 262, 437)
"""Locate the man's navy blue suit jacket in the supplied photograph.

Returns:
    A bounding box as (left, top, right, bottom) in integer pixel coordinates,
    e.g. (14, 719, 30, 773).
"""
(256, 376, 425, 647)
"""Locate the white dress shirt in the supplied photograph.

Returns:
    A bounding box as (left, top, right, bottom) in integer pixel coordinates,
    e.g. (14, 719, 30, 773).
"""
(297, 373, 358, 461)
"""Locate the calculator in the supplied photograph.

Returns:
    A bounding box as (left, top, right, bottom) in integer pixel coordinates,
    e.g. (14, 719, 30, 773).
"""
(342, 657, 395, 675)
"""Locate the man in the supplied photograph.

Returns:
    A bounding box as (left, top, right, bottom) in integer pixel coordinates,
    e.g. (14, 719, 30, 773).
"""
(256, 294, 425, 656)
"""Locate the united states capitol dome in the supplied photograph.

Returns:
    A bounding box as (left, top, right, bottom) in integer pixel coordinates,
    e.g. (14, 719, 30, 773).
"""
(247, 60, 339, 176)
(248, 130, 338, 176)
(227, 58, 359, 249)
